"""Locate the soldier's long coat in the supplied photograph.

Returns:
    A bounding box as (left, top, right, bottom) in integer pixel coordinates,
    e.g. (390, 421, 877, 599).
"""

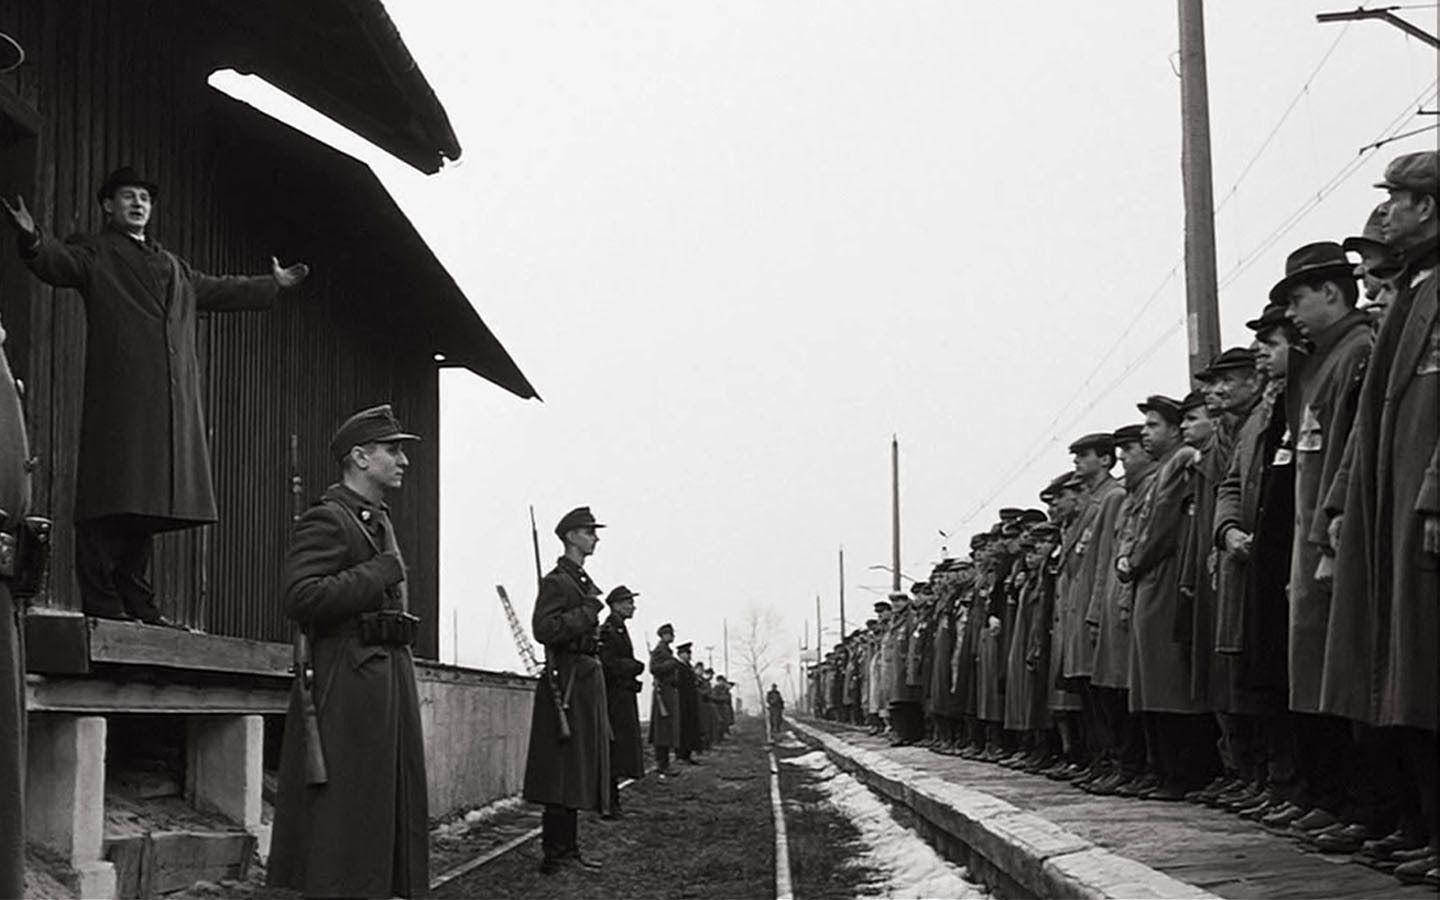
(522, 557, 610, 812)
(676, 660, 702, 755)
(1127, 446, 1207, 713)
(648, 642, 682, 748)
(0, 334, 30, 900)
(22, 226, 277, 525)
(269, 485, 428, 899)
(599, 613, 645, 779)
(1322, 248, 1439, 730)
(1284, 309, 1373, 713)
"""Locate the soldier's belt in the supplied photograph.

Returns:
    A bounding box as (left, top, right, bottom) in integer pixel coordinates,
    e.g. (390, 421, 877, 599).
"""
(358, 610, 420, 647)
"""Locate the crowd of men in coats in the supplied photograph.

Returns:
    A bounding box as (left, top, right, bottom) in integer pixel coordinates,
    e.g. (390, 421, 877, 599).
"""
(805, 149, 1438, 889)
(521, 505, 736, 874)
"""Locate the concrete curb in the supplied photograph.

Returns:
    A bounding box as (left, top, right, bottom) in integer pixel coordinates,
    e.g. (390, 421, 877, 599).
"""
(785, 718, 1221, 900)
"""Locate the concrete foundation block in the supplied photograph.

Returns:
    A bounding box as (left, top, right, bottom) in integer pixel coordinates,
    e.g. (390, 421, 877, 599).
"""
(25, 714, 107, 864)
(74, 860, 117, 900)
(186, 714, 263, 830)
(980, 811, 1092, 895)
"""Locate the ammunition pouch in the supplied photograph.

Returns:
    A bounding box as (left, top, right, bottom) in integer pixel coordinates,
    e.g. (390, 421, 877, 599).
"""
(0, 512, 51, 599)
(358, 609, 420, 647)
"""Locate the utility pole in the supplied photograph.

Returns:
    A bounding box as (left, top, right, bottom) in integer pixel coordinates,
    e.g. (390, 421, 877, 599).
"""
(705, 644, 715, 668)
(723, 618, 729, 675)
(815, 595, 822, 660)
(1316, 7, 1438, 48)
(890, 436, 901, 594)
(1178, 0, 1221, 377)
(838, 545, 846, 638)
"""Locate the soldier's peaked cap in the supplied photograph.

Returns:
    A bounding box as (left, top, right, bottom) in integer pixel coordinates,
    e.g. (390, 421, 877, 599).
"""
(555, 506, 605, 538)
(1068, 432, 1114, 455)
(97, 165, 159, 203)
(1374, 149, 1438, 197)
(606, 585, 638, 605)
(1137, 394, 1183, 425)
(329, 404, 421, 460)
(675, 642, 693, 653)
(657, 623, 674, 636)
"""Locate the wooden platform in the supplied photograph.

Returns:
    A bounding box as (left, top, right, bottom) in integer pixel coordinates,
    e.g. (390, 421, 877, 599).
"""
(806, 721, 1433, 900)
(24, 610, 291, 678)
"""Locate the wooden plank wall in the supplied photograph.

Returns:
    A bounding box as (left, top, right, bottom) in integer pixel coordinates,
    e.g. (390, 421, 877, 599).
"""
(0, 1, 442, 658)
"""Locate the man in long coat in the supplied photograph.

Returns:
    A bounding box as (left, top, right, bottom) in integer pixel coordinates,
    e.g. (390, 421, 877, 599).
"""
(648, 623, 681, 774)
(598, 586, 644, 815)
(268, 405, 427, 898)
(3, 170, 308, 623)
(522, 506, 611, 873)
(1321, 151, 1439, 878)
(0, 314, 33, 900)
(675, 643, 703, 762)
(1124, 395, 1213, 800)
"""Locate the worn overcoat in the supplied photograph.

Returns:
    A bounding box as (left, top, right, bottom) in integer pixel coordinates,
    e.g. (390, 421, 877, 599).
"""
(0, 328, 31, 900)
(1285, 309, 1373, 713)
(1062, 476, 1123, 679)
(522, 557, 611, 812)
(268, 484, 428, 899)
(648, 642, 682, 748)
(599, 613, 645, 779)
(22, 226, 277, 525)
(676, 660, 702, 755)
(1004, 565, 1049, 730)
(1321, 248, 1438, 730)
(1126, 447, 1207, 713)
(926, 593, 959, 717)
(1086, 466, 1145, 690)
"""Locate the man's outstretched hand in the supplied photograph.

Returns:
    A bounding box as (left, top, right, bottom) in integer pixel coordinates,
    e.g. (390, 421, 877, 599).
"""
(1, 195, 35, 236)
(271, 256, 311, 289)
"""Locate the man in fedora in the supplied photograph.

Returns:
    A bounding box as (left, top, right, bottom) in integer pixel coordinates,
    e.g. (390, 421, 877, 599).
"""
(522, 506, 611, 873)
(1343, 204, 1400, 321)
(267, 404, 428, 898)
(2, 168, 309, 625)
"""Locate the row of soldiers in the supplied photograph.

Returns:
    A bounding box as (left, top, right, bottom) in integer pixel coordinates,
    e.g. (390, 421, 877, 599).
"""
(808, 149, 1438, 888)
(642, 623, 736, 776)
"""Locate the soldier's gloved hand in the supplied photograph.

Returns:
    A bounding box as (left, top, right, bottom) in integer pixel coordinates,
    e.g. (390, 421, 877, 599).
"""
(376, 551, 406, 586)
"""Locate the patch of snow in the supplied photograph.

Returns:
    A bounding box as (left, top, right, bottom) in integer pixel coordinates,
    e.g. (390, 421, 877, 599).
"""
(785, 750, 988, 898)
(774, 732, 807, 750)
(432, 795, 528, 837)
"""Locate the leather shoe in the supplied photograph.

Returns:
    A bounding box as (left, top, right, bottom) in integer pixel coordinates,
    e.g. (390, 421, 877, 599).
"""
(1393, 854, 1439, 885)
(570, 852, 603, 871)
(1261, 801, 1308, 828)
(1361, 828, 1428, 861)
(1116, 773, 1160, 797)
(1290, 808, 1339, 833)
(1239, 797, 1285, 821)
(1088, 772, 1127, 796)
(1312, 823, 1372, 854)
(1145, 781, 1188, 802)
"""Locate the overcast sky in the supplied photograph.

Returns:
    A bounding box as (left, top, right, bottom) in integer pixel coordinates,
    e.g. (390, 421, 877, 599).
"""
(218, 0, 1436, 706)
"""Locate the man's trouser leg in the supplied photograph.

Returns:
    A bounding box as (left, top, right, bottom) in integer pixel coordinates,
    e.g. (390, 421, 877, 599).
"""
(655, 746, 671, 773)
(1398, 726, 1440, 850)
(541, 805, 575, 860)
(76, 515, 161, 621)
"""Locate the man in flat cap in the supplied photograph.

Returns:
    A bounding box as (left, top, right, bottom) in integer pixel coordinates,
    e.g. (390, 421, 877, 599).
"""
(3, 168, 309, 624)
(268, 405, 427, 898)
(522, 506, 611, 873)
(598, 586, 645, 817)
(1320, 149, 1439, 877)
(648, 623, 682, 776)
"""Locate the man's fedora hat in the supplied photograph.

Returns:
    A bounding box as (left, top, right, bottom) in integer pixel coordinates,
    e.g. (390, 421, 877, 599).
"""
(329, 404, 421, 460)
(1196, 346, 1257, 382)
(97, 166, 159, 204)
(1269, 242, 1356, 303)
(555, 506, 605, 539)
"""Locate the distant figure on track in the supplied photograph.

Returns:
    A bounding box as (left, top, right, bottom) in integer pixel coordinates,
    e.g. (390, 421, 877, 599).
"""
(522, 506, 611, 874)
(766, 683, 785, 737)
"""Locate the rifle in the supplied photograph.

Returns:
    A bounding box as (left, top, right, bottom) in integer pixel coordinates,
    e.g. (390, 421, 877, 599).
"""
(644, 632, 670, 718)
(531, 505, 572, 742)
(290, 434, 328, 785)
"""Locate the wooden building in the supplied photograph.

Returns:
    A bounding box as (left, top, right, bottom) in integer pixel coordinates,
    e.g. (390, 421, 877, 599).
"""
(0, 0, 537, 661)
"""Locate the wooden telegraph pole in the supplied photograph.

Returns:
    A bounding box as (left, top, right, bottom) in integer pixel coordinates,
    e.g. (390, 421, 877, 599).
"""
(890, 436, 901, 594)
(838, 545, 846, 638)
(1178, 0, 1221, 377)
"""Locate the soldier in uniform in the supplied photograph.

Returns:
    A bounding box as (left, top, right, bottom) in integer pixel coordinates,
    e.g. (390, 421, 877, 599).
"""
(675, 642, 703, 763)
(1, 312, 35, 900)
(3, 170, 309, 624)
(522, 506, 611, 873)
(268, 405, 428, 898)
(649, 623, 681, 775)
(598, 586, 644, 817)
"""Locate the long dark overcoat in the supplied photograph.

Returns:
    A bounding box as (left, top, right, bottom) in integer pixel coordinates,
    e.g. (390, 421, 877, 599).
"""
(23, 226, 277, 525)
(676, 661, 702, 755)
(1062, 476, 1123, 679)
(1004, 566, 1049, 730)
(1321, 248, 1438, 730)
(268, 484, 428, 899)
(1085, 471, 1140, 691)
(1284, 309, 1373, 713)
(1126, 446, 1206, 713)
(926, 594, 958, 717)
(598, 613, 645, 779)
(648, 643, 681, 747)
(522, 557, 610, 811)
(0, 331, 30, 900)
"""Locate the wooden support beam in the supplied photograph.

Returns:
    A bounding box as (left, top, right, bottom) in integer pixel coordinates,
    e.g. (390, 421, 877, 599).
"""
(87, 618, 292, 677)
(26, 677, 288, 715)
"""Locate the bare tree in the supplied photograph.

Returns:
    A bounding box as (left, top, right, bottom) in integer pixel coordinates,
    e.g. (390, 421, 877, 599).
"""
(735, 604, 786, 712)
